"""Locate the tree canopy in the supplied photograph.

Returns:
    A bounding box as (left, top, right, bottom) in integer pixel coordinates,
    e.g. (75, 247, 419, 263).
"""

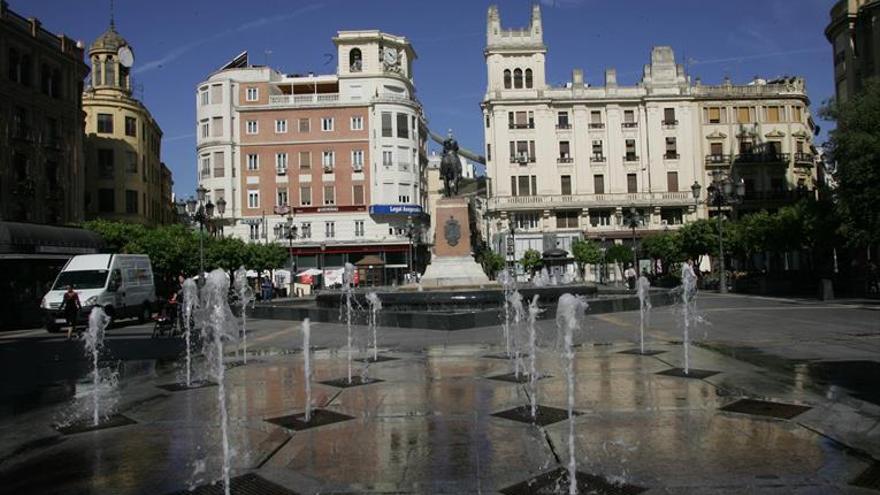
(519, 248, 542, 275)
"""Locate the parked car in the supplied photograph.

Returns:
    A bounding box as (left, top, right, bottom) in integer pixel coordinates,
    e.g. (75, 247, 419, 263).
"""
(41, 254, 157, 332)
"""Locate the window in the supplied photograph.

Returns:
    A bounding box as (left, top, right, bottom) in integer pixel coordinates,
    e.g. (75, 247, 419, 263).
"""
(276, 188, 288, 207)
(485, 114, 491, 128)
(299, 151, 311, 170)
(97, 114, 113, 133)
(559, 141, 571, 161)
(247, 191, 259, 209)
(355, 220, 365, 237)
(590, 111, 603, 128)
(351, 150, 364, 171)
(667, 171, 679, 192)
(125, 190, 138, 214)
(514, 212, 539, 230)
(98, 188, 115, 212)
(247, 154, 259, 171)
(351, 116, 364, 130)
(125, 116, 137, 137)
(105, 58, 115, 86)
(627, 173, 638, 193)
(349, 48, 362, 71)
(298, 118, 310, 133)
(207, 116, 221, 138)
(665, 137, 678, 159)
(487, 143, 492, 161)
(322, 151, 335, 172)
(592, 140, 604, 160)
(663, 107, 676, 125)
(557, 112, 570, 129)
(525, 68, 533, 88)
(740, 140, 754, 154)
(593, 174, 604, 194)
(325, 222, 335, 238)
(200, 89, 209, 106)
(706, 106, 723, 124)
(300, 186, 312, 206)
(623, 110, 635, 124)
(210, 85, 223, 104)
(510, 140, 536, 163)
(276, 153, 288, 174)
(516, 175, 532, 196)
(513, 68, 523, 89)
(590, 210, 611, 227)
(503, 69, 511, 89)
(710, 142, 723, 156)
(382, 149, 393, 166)
(381, 112, 393, 137)
(126, 151, 138, 174)
(249, 224, 260, 241)
(792, 106, 803, 122)
(301, 222, 312, 238)
(200, 120, 209, 139)
(246, 120, 258, 134)
(510, 111, 534, 129)
(796, 141, 805, 153)
(245, 87, 258, 102)
(321, 117, 334, 132)
(625, 139, 637, 161)
(353, 184, 364, 204)
(561, 175, 572, 195)
(200, 156, 211, 178)
(556, 210, 579, 229)
(736, 107, 753, 124)
(396, 113, 409, 138)
(766, 106, 782, 123)
(275, 119, 288, 133)
(661, 208, 684, 225)
(98, 149, 114, 178)
(323, 185, 335, 205)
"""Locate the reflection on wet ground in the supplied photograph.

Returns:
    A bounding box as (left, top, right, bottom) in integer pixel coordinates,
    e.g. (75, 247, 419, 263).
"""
(0, 338, 877, 494)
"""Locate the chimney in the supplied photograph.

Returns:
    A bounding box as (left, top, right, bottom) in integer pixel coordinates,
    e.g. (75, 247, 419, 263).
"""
(572, 69, 584, 87)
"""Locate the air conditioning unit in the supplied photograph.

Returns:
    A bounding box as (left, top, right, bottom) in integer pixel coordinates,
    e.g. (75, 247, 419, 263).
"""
(517, 152, 530, 164)
(276, 167, 286, 176)
(323, 164, 333, 173)
(353, 164, 363, 172)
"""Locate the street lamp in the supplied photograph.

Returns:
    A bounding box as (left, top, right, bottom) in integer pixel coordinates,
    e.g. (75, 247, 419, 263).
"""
(273, 204, 297, 276)
(702, 172, 745, 293)
(178, 187, 214, 279)
(623, 206, 644, 274)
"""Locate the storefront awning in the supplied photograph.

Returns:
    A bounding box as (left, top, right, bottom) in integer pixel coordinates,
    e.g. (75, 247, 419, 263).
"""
(0, 221, 105, 256)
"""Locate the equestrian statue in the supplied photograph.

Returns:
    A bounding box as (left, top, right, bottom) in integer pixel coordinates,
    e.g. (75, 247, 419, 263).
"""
(440, 131, 461, 198)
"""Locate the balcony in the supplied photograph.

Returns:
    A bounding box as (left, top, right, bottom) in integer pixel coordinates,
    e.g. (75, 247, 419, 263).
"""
(509, 154, 535, 164)
(705, 154, 732, 166)
(268, 93, 340, 107)
(557, 156, 573, 164)
(509, 123, 534, 129)
(588, 123, 605, 129)
(276, 168, 287, 176)
(623, 154, 639, 163)
(590, 154, 606, 163)
(621, 122, 638, 129)
(664, 153, 680, 160)
(488, 191, 697, 212)
(793, 152, 815, 165)
(734, 152, 790, 164)
(662, 120, 678, 128)
(556, 123, 572, 130)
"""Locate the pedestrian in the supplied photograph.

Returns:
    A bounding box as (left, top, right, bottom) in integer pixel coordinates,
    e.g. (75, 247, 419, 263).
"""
(62, 285, 82, 340)
(625, 265, 637, 291)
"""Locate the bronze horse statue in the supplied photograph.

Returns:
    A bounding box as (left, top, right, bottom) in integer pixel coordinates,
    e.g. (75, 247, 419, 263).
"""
(440, 133, 461, 197)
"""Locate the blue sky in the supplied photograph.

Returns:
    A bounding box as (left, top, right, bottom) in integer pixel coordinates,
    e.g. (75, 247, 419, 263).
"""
(14, 0, 836, 196)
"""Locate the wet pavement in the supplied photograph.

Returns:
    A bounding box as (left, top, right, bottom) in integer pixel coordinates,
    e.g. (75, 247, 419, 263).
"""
(0, 293, 879, 494)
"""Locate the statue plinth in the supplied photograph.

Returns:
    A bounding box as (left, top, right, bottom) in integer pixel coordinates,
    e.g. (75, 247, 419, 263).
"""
(420, 197, 492, 288)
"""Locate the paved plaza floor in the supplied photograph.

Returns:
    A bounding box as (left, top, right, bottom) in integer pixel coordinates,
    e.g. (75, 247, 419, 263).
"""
(0, 293, 878, 494)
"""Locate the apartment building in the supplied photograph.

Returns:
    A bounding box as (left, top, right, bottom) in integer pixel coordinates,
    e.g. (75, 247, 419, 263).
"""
(82, 22, 173, 225)
(196, 31, 428, 282)
(826, 0, 880, 102)
(0, 0, 89, 224)
(482, 5, 818, 260)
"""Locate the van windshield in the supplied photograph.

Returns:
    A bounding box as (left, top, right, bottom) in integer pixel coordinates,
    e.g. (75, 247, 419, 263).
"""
(53, 270, 109, 290)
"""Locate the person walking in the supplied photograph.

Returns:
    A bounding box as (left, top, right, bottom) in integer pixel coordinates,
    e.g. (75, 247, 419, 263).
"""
(62, 285, 82, 340)
(625, 265, 637, 291)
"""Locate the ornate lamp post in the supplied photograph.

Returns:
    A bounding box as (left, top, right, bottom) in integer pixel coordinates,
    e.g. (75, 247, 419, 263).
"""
(177, 185, 214, 279)
(273, 204, 297, 275)
(703, 172, 744, 293)
(405, 216, 421, 276)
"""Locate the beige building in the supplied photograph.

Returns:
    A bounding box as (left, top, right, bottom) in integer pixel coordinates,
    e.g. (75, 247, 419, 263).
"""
(0, 0, 89, 224)
(482, 5, 818, 263)
(82, 22, 173, 225)
(826, 0, 880, 102)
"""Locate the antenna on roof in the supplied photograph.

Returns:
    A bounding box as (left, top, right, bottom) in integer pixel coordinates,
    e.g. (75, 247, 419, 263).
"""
(109, 0, 115, 28)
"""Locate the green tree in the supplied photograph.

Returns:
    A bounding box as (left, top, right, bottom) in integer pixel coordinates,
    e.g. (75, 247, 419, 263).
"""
(246, 243, 288, 274)
(570, 238, 601, 280)
(640, 232, 683, 274)
(477, 249, 506, 278)
(205, 236, 249, 272)
(519, 248, 542, 276)
(678, 218, 720, 266)
(822, 79, 880, 246)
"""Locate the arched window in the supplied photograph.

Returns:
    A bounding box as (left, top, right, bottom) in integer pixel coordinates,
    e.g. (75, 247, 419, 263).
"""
(525, 68, 533, 88)
(349, 48, 362, 72)
(93, 57, 103, 88)
(513, 68, 523, 89)
(503, 69, 511, 89)
(105, 56, 116, 87)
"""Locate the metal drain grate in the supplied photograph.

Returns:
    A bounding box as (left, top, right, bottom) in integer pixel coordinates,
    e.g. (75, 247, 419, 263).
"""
(486, 372, 550, 384)
(492, 405, 578, 427)
(500, 467, 647, 495)
(156, 380, 216, 392)
(354, 355, 400, 363)
(618, 349, 667, 356)
(265, 409, 354, 432)
(720, 398, 811, 420)
(655, 368, 719, 379)
(318, 376, 384, 388)
(166, 472, 301, 494)
(851, 462, 880, 490)
(55, 414, 136, 435)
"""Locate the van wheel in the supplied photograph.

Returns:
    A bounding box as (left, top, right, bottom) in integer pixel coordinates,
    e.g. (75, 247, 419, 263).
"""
(138, 303, 152, 324)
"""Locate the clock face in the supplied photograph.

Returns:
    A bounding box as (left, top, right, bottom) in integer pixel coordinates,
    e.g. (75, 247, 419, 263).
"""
(383, 48, 397, 66)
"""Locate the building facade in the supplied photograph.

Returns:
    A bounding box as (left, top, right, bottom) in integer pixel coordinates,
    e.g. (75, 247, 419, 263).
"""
(482, 5, 818, 262)
(82, 22, 173, 225)
(0, 0, 89, 224)
(196, 31, 428, 283)
(826, 0, 880, 102)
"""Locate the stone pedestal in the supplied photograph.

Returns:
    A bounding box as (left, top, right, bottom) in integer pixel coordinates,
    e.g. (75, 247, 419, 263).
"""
(421, 197, 491, 288)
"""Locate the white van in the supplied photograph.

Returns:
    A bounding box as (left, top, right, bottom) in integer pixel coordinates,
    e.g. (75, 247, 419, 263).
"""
(42, 254, 157, 332)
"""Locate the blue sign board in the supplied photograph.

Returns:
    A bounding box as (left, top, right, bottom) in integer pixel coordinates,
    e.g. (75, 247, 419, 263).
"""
(369, 204, 423, 215)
